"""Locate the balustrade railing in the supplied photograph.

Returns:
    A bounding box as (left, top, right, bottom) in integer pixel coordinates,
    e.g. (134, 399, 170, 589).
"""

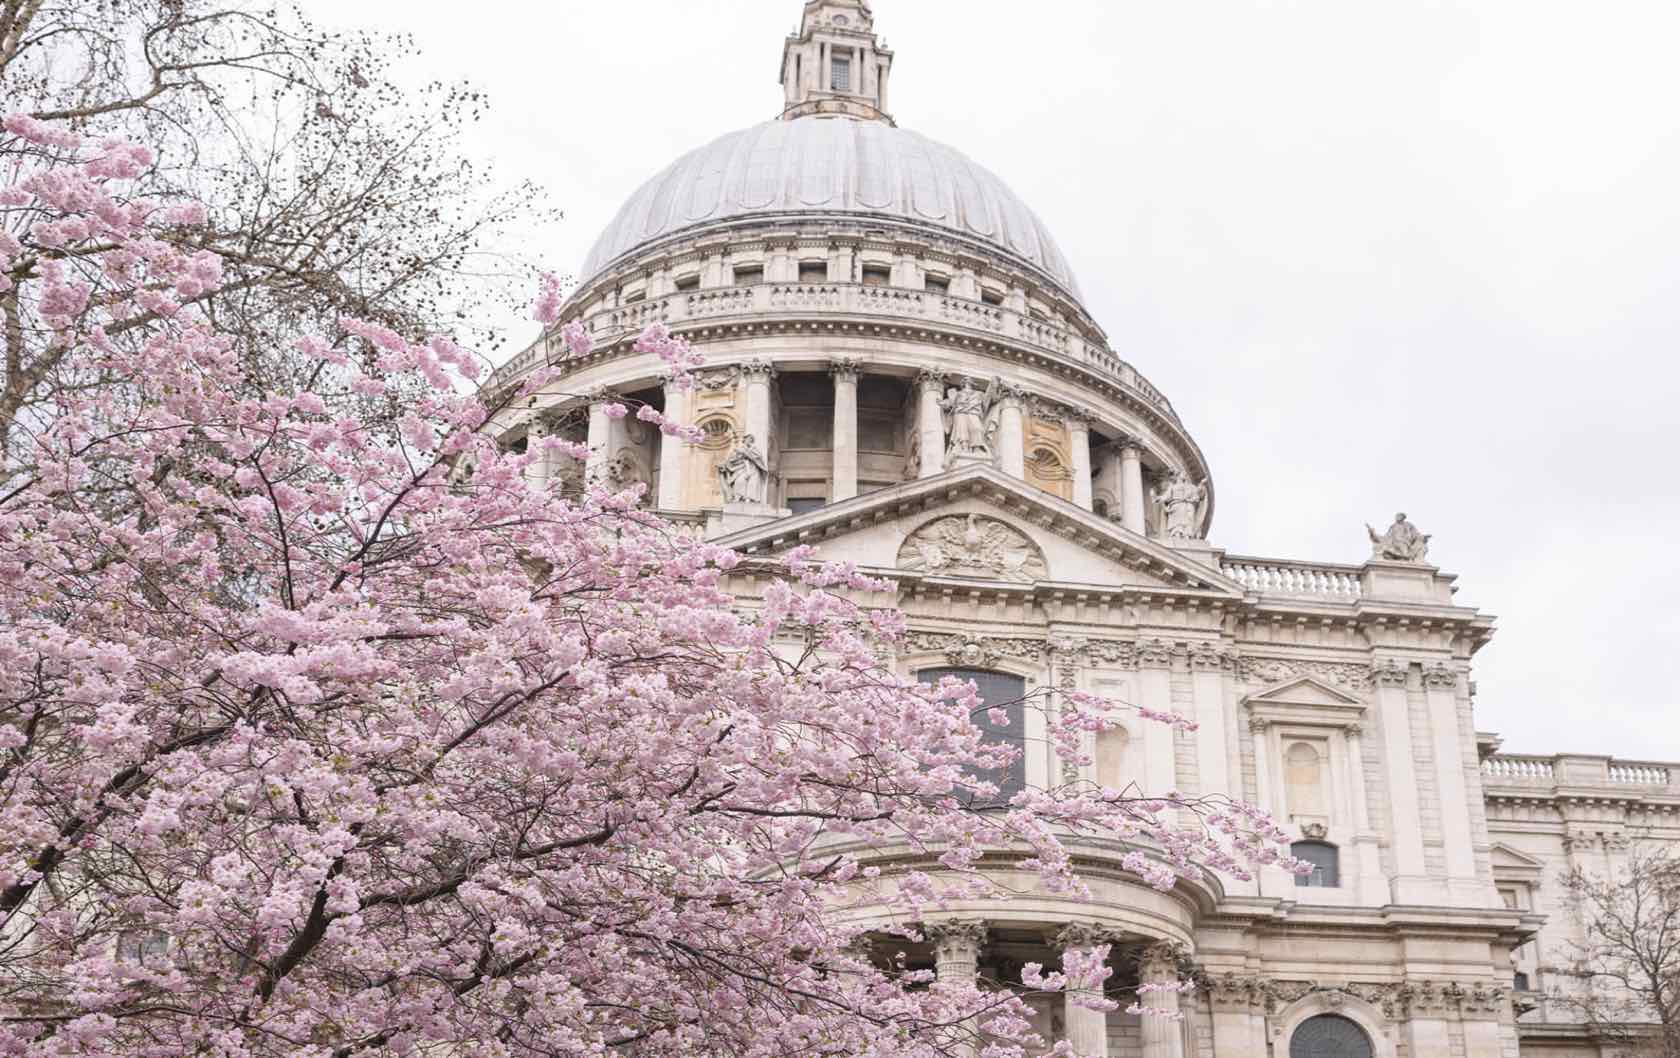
(1609, 762, 1671, 785)
(486, 282, 1180, 422)
(1480, 756, 1558, 782)
(1221, 558, 1364, 599)
(1481, 754, 1676, 790)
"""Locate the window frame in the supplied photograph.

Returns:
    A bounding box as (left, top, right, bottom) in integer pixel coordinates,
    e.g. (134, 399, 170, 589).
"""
(1291, 840, 1340, 888)
(917, 667, 1029, 809)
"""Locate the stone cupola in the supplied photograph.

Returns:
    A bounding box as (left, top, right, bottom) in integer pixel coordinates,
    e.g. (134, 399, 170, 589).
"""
(779, 1, 894, 124)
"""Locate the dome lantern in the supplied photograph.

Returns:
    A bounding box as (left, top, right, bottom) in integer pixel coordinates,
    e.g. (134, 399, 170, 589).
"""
(779, 1, 894, 124)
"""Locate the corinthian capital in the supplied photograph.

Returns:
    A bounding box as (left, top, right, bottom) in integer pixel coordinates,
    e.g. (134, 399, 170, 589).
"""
(739, 359, 778, 381)
(828, 357, 861, 381)
(1054, 922, 1117, 952)
(1370, 659, 1410, 687)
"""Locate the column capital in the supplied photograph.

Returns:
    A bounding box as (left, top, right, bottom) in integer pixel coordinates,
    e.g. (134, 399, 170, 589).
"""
(916, 369, 948, 390)
(925, 919, 989, 951)
(1138, 941, 1187, 981)
(828, 357, 861, 381)
(586, 387, 621, 407)
(1370, 659, 1410, 687)
(740, 359, 778, 381)
(1423, 662, 1459, 690)
(1054, 922, 1118, 952)
(1064, 410, 1095, 434)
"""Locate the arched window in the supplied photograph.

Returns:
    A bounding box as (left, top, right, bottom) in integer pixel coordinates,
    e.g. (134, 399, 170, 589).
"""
(1289, 1014, 1373, 1058)
(919, 668, 1027, 807)
(1284, 741, 1326, 817)
(1094, 726, 1130, 791)
(1292, 841, 1340, 888)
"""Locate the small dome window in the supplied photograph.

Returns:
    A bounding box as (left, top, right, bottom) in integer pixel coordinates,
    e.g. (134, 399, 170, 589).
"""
(1290, 1014, 1373, 1058)
(834, 13, 850, 25)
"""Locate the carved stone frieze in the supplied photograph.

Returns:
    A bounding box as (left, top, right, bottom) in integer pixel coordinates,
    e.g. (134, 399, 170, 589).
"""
(1189, 972, 1506, 1023)
(696, 365, 742, 392)
(1237, 657, 1374, 691)
(897, 514, 1048, 583)
(1135, 638, 1174, 668)
(903, 631, 1046, 669)
(1084, 639, 1137, 668)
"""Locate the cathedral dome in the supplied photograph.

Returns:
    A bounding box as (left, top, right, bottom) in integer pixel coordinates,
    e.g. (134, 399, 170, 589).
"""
(579, 118, 1081, 298)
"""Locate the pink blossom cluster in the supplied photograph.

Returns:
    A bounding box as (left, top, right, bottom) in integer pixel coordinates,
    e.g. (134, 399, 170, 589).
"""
(0, 115, 1300, 1058)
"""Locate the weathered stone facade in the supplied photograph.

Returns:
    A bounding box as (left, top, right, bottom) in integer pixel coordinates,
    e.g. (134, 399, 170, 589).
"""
(490, 4, 1676, 1055)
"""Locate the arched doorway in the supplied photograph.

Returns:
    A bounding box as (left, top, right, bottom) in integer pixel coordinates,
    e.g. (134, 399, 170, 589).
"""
(1289, 1014, 1374, 1058)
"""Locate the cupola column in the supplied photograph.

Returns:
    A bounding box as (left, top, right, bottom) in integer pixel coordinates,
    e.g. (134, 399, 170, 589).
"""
(586, 394, 614, 485)
(657, 374, 690, 510)
(916, 371, 946, 478)
(830, 359, 860, 502)
(1120, 443, 1147, 534)
(927, 920, 987, 1058)
(740, 362, 777, 488)
(1056, 924, 1112, 1058)
(996, 386, 1026, 479)
(1138, 944, 1185, 1058)
(1068, 416, 1094, 511)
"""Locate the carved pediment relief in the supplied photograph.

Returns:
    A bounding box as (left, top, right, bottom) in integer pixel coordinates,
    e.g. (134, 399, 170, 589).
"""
(897, 514, 1048, 583)
(1245, 676, 1365, 708)
(1243, 675, 1367, 731)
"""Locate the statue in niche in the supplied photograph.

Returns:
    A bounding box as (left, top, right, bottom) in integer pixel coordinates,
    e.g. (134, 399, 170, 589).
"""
(939, 377, 1001, 464)
(1152, 469, 1207, 539)
(1367, 512, 1431, 562)
(718, 434, 770, 505)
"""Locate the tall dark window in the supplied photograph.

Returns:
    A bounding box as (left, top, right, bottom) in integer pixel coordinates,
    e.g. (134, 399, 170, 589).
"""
(918, 668, 1026, 807)
(1290, 1014, 1373, 1058)
(1291, 841, 1340, 888)
(831, 55, 851, 91)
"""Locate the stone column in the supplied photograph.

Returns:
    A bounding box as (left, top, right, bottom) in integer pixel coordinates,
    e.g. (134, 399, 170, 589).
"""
(1138, 943, 1184, 1058)
(1056, 924, 1112, 1058)
(586, 394, 613, 485)
(1096, 445, 1124, 518)
(928, 920, 987, 1058)
(1119, 444, 1146, 534)
(1373, 660, 1429, 903)
(830, 359, 860, 502)
(740, 360, 776, 463)
(1424, 664, 1477, 898)
(1068, 416, 1094, 510)
(996, 386, 1026, 479)
(524, 415, 550, 486)
(917, 371, 946, 478)
(657, 375, 689, 511)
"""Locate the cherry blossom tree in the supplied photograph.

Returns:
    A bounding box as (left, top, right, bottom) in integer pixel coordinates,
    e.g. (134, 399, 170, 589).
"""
(0, 114, 1298, 1058)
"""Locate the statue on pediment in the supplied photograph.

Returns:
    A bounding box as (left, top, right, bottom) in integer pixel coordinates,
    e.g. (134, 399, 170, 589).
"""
(718, 434, 769, 505)
(1153, 469, 1207, 539)
(939, 377, 1000, 464)
(1367, 512, 1431, 563)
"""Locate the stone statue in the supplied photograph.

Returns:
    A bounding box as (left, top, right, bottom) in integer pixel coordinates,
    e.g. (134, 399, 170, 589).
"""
(1367, 512, 1431, 562)
(939, 377, 1000, 463)
(718, 434, 769, 504)
(1152, 469, 1206, 539)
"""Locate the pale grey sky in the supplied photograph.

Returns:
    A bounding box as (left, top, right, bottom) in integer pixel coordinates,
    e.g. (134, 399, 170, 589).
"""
(311, 0, 1680, 759)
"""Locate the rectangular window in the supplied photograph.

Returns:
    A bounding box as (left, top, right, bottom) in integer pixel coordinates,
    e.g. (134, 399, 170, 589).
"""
(924, 274, 950, 295)
(919, 668, 1027, 808)
(858, 412, 899, 453)
(799, 261, 829, 284)
(980, 288, 1004, 306)
(832, 56, 851, 92)
(783, 412, 833, 451)
(862, 265, 891, 287)
(789, 497, 826, 516)
(733, 265, 763, 286)
(674, 274, 699, 292)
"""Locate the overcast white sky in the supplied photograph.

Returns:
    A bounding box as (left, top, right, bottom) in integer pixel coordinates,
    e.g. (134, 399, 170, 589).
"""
(308, 0, 1680, 759)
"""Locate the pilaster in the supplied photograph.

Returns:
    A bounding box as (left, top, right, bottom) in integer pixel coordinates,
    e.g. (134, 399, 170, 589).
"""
(1373, 660, 1429, 902)
(916, 371, 946, 478)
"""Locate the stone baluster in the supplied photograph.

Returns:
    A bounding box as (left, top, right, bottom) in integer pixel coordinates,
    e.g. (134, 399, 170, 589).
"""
(657, 375, 690, 510)
(830, 359, 860, 502)
(996, 384, 1026, 479)
(1138, 943, 1184, 1058)
(1119, 443, 1146, 534)
(917, 371, 947, 478)
(1056, 924, 1112, 1058)
(1068, 416, 1094, 511)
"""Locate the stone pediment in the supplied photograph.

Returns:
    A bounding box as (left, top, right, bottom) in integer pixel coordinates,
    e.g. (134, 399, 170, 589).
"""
(714, 464, 1246, 596)
(1242, 676, 1367, 730)
(1244, 676, 1365, 708)
(1490, 843, 1545, 883)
